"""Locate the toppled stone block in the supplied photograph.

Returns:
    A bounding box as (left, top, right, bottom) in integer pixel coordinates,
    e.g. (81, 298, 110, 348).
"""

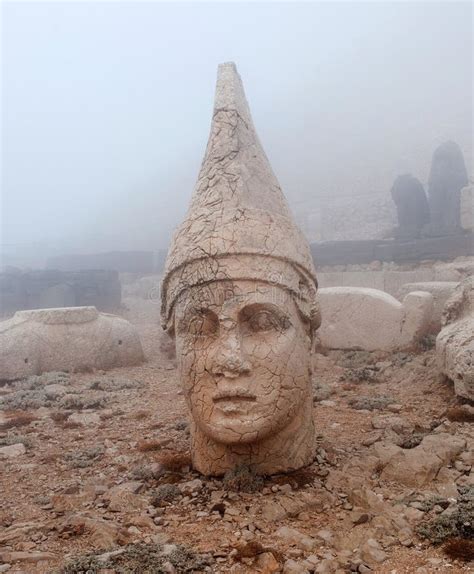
(318, 287, 433, 351)
(436, 277, 474, 400)
(398, 281, 459, 333)
(0, 306, 144, 380)
(0, 443, 26, 458)
(379, 433, 466, 487)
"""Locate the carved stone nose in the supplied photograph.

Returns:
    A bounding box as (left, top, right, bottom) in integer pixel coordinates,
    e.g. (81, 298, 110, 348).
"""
(212, 341, 251, 378)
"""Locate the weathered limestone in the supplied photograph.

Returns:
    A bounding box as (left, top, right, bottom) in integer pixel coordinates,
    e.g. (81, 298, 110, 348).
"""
(427, 141, 468, 234)
(317, 287, 433, 351)
(0, 306, 144, 380)
(161, 62, 320, 476)
(390, 174, 430, 240)
(436, 277, 474, 400)
(398, 281, 459, 333)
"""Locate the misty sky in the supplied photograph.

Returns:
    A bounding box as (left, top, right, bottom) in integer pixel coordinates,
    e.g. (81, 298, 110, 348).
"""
(2, 1, 472, 260)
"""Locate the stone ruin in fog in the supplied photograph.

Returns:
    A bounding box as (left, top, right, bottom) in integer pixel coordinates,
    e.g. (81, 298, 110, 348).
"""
(161, 62, 320, 476)
(0, 306, 144, 380)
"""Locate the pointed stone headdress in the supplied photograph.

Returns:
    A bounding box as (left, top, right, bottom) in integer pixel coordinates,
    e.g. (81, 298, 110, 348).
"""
(161, 62, 319, 332)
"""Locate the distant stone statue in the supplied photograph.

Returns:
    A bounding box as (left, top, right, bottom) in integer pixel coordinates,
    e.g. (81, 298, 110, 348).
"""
(161, 63, 320, 476)
(427, 141, 468, 234)
(390, 174, 430, 239)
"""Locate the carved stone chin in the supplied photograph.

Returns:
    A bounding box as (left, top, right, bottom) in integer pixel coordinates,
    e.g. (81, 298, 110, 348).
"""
(161, 63, 320, 476)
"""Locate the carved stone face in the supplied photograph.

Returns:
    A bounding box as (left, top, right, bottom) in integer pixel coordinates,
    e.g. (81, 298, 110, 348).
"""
(173, 279, 312, 446)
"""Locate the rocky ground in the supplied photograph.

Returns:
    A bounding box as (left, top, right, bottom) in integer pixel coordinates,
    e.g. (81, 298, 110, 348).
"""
(0, 299, 473, 574)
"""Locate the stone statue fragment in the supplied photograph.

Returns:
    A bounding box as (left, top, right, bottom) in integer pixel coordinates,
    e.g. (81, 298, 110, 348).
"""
(427, 141, 468, 234)
(161, 62, 320, 476)
(390, 174, 430, 239)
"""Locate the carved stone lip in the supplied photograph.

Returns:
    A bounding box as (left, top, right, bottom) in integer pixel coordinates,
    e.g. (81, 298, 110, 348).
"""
(213, 389, 257, 402)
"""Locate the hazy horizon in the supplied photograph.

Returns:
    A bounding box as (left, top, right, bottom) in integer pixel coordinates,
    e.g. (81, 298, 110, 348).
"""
(2, 1, 472, 265)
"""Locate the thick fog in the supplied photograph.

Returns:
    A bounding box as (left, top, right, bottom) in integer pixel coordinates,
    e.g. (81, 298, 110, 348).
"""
(1, 1, 472, 265)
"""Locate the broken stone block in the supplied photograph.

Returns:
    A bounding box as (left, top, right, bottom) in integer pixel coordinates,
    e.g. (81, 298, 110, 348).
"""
(0, 443, 26, 459)
(0, 306, 144, 380)
(318, 287, 433, 351)
(398, 281, 459, 333)
(379, 433, 466, 487)
(436, 277, 474, 400)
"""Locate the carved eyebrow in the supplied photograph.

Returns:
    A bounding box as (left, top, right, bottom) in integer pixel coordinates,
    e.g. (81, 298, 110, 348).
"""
(177, 306, 217, 333)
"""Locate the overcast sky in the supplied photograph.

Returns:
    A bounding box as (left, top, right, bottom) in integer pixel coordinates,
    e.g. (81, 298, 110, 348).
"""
(1, 1, 472, 259)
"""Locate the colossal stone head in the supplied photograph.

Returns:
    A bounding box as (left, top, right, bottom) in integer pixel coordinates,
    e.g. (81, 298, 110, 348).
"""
(161, 63, 319, 476)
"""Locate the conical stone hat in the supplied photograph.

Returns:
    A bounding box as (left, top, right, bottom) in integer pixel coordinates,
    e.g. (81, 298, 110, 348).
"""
(161, 62, 318, 331)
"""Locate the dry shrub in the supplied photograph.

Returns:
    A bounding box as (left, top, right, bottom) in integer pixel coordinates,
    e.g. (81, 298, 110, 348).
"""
(446, 406, 474, 423)
(50, 411, 69, 425)
(62, 420, 82, 430)
(50, 410, 82, 429)
(41, 453, 59, 464)
(234, 541, 283, 563)
(137, 439, 162, 452)
(0, 411, 36, 430)
(444, 538, 474, 562)
(234, 540, 265, 559)
(155, 451, 192, 472)
(130, 410, 150, 420)
(223, 465, 264, 493)
(271, 467, 316, 490)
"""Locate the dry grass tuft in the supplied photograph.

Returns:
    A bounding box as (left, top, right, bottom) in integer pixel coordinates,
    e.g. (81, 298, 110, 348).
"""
(271, 467, 316, 489)
(137, 439, 163, 452)
(0, 411, 36, 430)
(446, 406, 474, 423)
(234, 541, 283, 563)
(50, 411, 69, 425)
(62, 420, 82, 429)
(154, 451, 192, 472)
(129, 410, 150, 420)
(443, 538, 474, 562)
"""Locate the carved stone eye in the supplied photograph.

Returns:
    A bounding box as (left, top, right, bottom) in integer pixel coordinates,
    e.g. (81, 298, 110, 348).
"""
(247, 310, 287, 333)
(188, 311, 218, 336)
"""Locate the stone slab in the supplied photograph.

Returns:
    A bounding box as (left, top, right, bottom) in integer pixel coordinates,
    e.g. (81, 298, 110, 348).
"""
(318, 287, 433, 351)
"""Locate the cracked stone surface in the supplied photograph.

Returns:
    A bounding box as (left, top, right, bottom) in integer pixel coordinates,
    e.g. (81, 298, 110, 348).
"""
(436, 276, 474, 400)
(317, 287, 433, 351)
(161, 62, 320, 476)
(0, 306, 144, 380)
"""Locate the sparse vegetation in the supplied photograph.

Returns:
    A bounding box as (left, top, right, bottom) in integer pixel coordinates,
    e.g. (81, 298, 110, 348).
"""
(59, 394, 107, 410)
(137, 439, 163, 452)
(348, 395, 393, 411)
(340, 367, 380, 384)
(222, 464, 264, 493)
(416, 486, 474, 545)
(89, 377, 142, 392)
(65, 446, 105, 468)
(62, 542, 212, 574)
(399, 432, 426, 449)
(0, 434, 33, 448)
(155, 451, 192, 473)
(151, 483, 181, 506)
(60, 553, 101, 574)
(0, 410, 36, 430)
